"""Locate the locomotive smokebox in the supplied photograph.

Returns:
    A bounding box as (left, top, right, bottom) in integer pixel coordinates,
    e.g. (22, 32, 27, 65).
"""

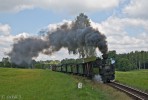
(102, 54, 108, 59)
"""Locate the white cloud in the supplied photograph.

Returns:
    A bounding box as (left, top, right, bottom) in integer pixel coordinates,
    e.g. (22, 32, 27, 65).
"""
(0, 0, 33, 13)
(91, 17, 148, 53)
(0, 23, 12, 60)
(123, 0, 148, 19)
(15, 32, 31, 39)
(0, 0, 120, 14)
(0, 24, 11, 36)
(0, 35, 13, 60)
(47, 20, 72, 32)
(35, 48, 79, 61)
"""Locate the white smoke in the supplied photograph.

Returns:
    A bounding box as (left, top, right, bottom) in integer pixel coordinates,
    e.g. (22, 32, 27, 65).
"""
(93, 74, 103, 83)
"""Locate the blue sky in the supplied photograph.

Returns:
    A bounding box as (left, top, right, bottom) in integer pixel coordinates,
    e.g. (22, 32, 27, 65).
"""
(0, 8, 114, 35)
(0, 0, 148, 61)
(0, 8, 70, 34)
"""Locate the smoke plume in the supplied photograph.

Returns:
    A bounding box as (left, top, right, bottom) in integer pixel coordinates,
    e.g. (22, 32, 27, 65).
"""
(8, 13, 108, 65)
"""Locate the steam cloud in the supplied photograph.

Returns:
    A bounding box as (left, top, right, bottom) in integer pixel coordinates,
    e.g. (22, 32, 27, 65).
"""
(8, 13, 108, 65)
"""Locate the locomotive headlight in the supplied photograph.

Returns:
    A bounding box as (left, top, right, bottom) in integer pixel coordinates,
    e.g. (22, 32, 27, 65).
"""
(110, 58, 115, 64)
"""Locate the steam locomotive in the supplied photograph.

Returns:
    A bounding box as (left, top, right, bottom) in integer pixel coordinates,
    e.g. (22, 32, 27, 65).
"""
(52, 54, 115, 83)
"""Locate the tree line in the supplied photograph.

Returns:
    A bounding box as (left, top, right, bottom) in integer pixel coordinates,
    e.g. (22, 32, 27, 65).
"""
(0, 50, 148, 71)
(108, 50, 148, 71)
(0, 58, 60, 69)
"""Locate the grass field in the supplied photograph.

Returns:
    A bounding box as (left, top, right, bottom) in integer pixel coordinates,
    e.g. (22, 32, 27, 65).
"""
(116, 69, 148, 92)
(0, 68, 131, 100)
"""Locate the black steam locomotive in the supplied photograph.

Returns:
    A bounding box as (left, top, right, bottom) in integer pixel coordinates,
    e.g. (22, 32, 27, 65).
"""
(52, 54, 115, 83)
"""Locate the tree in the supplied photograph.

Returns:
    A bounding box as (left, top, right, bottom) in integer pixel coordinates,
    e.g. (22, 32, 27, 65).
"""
(116, 58, 133, 71)
(34, 62, 42, 69)
(0, 62, 3, 67)
(74, 13, 90, 29)
(31, 60, 36, 69)
(108, 50, 116, 59)
(2, 57, 11, 68)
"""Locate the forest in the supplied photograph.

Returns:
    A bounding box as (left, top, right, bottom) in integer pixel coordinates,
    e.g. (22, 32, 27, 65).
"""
(108, 50, 148, 71)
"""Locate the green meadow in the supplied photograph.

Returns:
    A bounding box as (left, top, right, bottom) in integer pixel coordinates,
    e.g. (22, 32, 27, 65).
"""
(0, 68, 131, 100)
(116, 70, 148, 92)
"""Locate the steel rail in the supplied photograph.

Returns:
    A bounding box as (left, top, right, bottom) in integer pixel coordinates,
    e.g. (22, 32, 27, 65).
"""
(108, 82, 148, 100)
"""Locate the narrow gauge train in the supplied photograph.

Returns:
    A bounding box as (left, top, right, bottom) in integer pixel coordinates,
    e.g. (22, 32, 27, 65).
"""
(52, 54, 115, 83)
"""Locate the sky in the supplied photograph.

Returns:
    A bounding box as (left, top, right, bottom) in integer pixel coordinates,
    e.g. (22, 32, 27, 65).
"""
(0, 0, 148, 61)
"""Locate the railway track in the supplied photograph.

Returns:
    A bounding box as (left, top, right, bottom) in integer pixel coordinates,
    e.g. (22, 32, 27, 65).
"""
(108, 82, 148, 100)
